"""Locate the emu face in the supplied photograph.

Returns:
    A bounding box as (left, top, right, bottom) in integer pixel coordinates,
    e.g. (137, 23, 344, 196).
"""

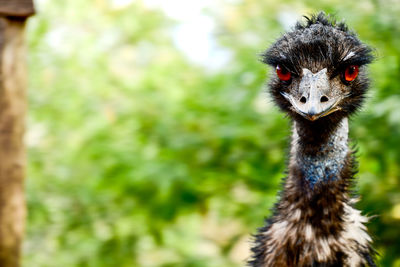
(280, 67, 345, 121)
(262, 16, 373, 122)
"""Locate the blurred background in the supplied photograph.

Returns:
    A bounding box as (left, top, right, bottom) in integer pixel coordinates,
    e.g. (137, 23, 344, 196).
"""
(24, 0, 400, 266)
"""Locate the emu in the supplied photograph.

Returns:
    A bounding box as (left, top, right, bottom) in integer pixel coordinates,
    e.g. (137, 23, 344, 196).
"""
(249, 13, 376, 267)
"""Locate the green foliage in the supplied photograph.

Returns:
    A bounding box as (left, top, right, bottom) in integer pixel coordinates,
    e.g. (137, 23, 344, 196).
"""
(25, 0, 400, 266)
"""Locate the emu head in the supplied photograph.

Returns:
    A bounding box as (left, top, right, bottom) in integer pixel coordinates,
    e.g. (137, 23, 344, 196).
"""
(263, 13, 373, 123)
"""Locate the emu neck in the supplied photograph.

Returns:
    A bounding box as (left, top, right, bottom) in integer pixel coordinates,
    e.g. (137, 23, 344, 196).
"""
(290, 117, 349, 188)
(250, 117, 374, 266)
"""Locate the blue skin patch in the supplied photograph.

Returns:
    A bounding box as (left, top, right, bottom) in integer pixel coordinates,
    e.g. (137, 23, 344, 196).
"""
(301, 161, 342, 188)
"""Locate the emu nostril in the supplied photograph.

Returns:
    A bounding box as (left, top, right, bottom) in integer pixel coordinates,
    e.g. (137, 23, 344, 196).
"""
(320, 96, 329, 103)
(300, 96, 307, 103)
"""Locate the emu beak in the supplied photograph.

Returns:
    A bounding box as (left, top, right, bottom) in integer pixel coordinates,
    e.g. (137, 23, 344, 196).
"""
(281, 68, 342, 121)
(281, 92, 342, 121)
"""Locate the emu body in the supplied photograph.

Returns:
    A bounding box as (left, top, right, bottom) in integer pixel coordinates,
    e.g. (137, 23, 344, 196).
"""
(249, 13, 375, 267)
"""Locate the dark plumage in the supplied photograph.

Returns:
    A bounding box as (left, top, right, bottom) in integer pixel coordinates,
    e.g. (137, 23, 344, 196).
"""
(249, 13, 376, 266)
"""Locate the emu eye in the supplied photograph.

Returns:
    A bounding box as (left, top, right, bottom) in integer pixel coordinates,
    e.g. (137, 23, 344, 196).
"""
(276, 64, 291, 81)
(344, 65, 359, 82)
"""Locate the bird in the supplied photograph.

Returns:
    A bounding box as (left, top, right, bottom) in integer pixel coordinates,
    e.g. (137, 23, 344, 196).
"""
(248, 12, 376, 267)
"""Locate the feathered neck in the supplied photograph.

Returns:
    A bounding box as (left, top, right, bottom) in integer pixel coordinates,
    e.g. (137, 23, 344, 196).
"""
(249, 116, 375, 266)
(290, 118, 349, 189)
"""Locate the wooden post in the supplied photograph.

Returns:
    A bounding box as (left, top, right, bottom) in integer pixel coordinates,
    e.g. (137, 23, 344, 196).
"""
(0, 1, 34, 266)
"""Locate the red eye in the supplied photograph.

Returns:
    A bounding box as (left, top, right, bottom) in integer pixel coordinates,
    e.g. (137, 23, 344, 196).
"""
(276, 65, 291, 81)
(344, 65, 359, 82)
